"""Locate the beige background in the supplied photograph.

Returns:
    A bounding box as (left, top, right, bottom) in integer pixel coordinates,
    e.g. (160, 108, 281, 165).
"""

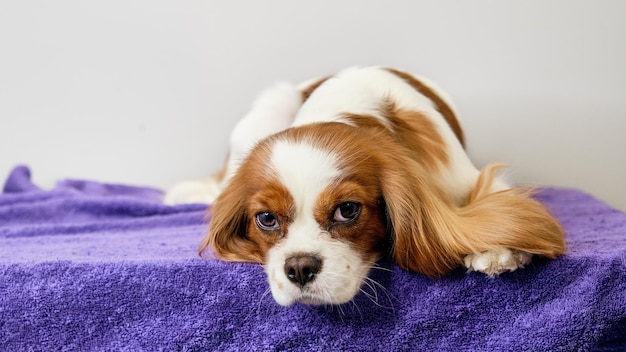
(1, 1, 625, 211)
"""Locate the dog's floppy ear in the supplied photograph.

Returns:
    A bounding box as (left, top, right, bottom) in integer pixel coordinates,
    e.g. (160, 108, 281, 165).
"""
(199, 179, 264, 263)
(383, 158, 566, 279)
(381, 155, 462, 278)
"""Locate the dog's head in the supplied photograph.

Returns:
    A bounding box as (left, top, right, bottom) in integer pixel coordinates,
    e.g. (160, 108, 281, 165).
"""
(202, 120, 443, 306)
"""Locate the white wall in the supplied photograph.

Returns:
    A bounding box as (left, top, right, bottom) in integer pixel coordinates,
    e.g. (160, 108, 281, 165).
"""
(1, 1, 625, 211)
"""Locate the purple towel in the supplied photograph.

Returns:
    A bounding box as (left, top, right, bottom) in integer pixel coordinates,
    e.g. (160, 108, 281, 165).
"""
(1, 165, 625, 351)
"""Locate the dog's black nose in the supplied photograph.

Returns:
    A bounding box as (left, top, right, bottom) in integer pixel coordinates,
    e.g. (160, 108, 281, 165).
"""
(284, 255, 322, 287)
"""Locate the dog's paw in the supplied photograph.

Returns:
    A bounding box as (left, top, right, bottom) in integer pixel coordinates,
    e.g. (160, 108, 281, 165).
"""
(463, 249, 532, 277)
(163, 179, 221, 205)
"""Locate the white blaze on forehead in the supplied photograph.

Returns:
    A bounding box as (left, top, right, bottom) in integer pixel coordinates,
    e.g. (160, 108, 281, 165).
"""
(270, 139, 340, 216)
(266, 138, 374, 306)
(267, 138, 365, 306)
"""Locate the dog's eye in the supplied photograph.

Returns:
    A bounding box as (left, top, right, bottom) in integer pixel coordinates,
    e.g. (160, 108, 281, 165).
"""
(333, 202, 361, 223)
(255, 212, 280, 231)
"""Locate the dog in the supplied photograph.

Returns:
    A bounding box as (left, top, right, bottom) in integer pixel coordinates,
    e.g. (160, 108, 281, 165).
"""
(165, 66, 566, 306)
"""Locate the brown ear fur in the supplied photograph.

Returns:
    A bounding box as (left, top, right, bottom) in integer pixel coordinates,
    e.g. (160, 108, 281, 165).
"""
(198, 180, 264, 263)
(385, 160, 567, 278)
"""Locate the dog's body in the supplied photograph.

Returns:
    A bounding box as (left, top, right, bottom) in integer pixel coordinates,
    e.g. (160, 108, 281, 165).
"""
(166, 66, 566, 306)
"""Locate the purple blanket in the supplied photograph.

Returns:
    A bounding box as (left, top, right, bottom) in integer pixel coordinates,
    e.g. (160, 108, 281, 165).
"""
(1, 166, 625, 351)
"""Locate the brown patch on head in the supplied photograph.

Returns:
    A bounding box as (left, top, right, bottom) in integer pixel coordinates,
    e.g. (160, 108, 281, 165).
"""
(300, 76, 330, 103)
(313, 180, 388, 261)
(246, 181, 295, 255)
(384, 68, 465, 148)
(200, 142, 284, 263)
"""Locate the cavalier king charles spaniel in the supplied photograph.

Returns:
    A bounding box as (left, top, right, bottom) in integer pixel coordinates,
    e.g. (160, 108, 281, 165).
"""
(166, 66, 566, 306)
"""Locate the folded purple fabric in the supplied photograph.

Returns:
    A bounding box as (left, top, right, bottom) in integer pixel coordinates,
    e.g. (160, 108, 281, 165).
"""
(1, 165, 625, 351)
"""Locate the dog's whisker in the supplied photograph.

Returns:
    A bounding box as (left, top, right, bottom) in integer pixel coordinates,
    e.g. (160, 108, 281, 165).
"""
(260, 288, 273, 307)
(260, 287, 272, 304)
(358, 290, 379, 307)
(337, 303, 346, 318)
(359, 286, 382, 306)
(367, 262, 394, 273)
(350, 299, 364, 321)
(245, 287, 272, 320)
(360, 279, 380, 303)
(360, 277, 396, 314)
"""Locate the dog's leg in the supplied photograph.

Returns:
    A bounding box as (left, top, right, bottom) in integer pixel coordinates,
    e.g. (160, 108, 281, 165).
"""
(457, 164, 563, 276)
(463, 248, 533, 277)
(164, 82, 303, 205)
(461, 168, 532, 276)
(462, 179, 535, 277)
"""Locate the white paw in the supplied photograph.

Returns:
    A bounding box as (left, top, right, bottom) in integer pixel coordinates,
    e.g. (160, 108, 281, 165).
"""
(163, 179, 222, 205)
(463, 249, 532, 277)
